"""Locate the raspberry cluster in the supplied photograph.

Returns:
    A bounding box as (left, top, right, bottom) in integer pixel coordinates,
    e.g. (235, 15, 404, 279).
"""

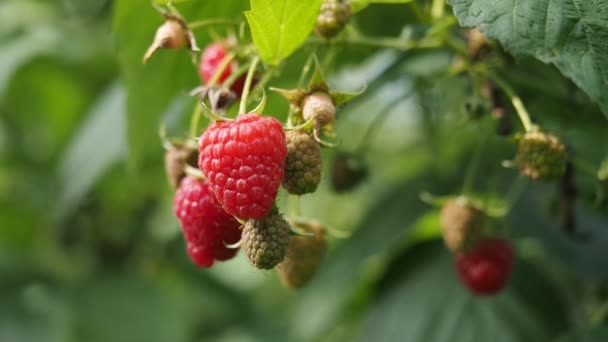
(157, 37, 350, 284)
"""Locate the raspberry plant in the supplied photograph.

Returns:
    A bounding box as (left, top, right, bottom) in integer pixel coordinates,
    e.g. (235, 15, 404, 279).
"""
(1, 0, 608, 341)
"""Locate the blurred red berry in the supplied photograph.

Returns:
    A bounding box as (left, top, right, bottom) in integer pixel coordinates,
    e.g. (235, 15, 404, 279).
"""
(455, 239, 513, 295)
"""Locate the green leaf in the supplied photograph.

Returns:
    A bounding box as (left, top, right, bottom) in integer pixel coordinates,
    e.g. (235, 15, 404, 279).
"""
(54, 83, 126, 220)
(448, 0, 608, 118)
(351, 0, 413, 14)
(245, 0, 323, 65)
(361, 243, 569, 342)
(554, 327, 608, 342)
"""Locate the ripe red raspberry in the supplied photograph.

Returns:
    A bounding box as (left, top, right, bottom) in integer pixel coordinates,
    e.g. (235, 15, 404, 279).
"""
(174, 176, 241, 267)
(199, 42, 253, 97)
(198, 113, 287, 220)
(455, 239, 513, 295)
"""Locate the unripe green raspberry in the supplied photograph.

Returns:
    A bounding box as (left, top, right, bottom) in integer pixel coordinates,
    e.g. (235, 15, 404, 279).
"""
(516, 131, 566, 181)
(440, 199, 484, 252)
(164, 144, 198, 188)
(302, 91, 336, 129)
(278, 223, 326, 289)
(282, 130, 322, 195)
(242, 213, 291, 269)
(315, 0, 351, 39)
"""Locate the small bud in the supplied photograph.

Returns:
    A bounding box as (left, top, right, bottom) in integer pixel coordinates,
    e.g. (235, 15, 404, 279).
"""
(143, 16, 197, 63)
(164, 144, 198, 188)
(302, 91, 336, 129)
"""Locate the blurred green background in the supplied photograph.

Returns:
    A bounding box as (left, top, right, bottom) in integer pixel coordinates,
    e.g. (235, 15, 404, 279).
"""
(2, 0, 608, 341)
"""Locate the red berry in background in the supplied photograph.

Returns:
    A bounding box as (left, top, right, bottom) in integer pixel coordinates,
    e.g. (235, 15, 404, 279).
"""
(173, 176, 241, 267)
(198, 113, 287, 220)
(199, 41, 254, 97)
(455, 239, 513, 295)
(199, 42, 234, 85)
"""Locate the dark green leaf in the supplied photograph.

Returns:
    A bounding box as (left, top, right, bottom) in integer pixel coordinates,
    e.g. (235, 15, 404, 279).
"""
(55, 83, 126, 220)
(448, 0, 608, 118)
(554, 327, 608, 342)
(245, 0, 323, 65)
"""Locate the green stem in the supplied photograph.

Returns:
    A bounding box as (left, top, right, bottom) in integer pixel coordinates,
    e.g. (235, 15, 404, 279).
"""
(409, 1, 428, 22)
(288, 195, 301, 221)
(489, 73, 534, 132)
(298, 50, 317, 87)
(223, 64, 249, 89)
(208, 52, 236, 86)
(188, 19, 240, 30)
(188, 102, 203, 138)
(238, 56, 261, 114)
(431, 0, 445, 20)
(189, 52, 235, 136)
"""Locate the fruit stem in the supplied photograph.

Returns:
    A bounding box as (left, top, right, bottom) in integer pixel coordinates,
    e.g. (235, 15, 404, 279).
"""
(288, 195, 301, 220)
(223, 64, 249, 89)
(208, 51, 236, 87)
(489, 73, 533, 132)
(189, 52, 236, 133)
(184, 165, 206, 180)
(188, 102, 203, 138)
(188, 19, 241, 30)
(298, 50, 317, 87)
(238, 56, 260, 114)
(431, 0, 445, 20)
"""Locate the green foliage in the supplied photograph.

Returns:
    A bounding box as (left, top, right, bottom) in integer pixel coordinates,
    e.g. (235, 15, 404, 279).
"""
(448, 0, 608, 117)
(555, 327, 608, 342)
(1, 0, 608, 341)
(245, 0, 323, 65)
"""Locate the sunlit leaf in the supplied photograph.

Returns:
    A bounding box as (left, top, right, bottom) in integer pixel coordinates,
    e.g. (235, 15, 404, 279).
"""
(245, 0, 323, 65)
